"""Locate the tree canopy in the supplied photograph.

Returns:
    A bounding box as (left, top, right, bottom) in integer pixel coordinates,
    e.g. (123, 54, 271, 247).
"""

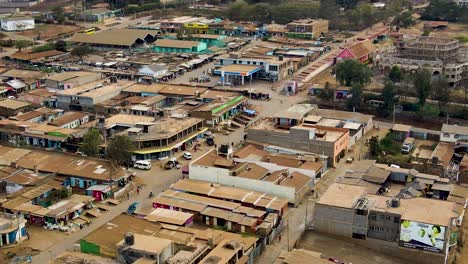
(80, 128, 102, 157)
(413, 69, 432, 106)
(422, 0, 468, 23)
(431, 76, 451, 112)
(388, 66, 402, 83)
(336, 59, 372, 87)
(71, 45, 93, 61)
(15, 40, 32, 52)
(347, 83, 363, 110)
(226, 0, 319, 24)
(107, 135, 135, 165)
(394, 11, 415, 28)
(380, 82, 397, 117)
(317, 82, 335, 104)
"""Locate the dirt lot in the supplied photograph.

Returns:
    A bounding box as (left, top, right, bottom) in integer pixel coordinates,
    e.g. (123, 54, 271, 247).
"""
(52, 251, 118, 264)
(8, 24, 82, 40)
(298, 231, 409, 264)
(0, 245, 39, 264)
(401, 22, 468, 46)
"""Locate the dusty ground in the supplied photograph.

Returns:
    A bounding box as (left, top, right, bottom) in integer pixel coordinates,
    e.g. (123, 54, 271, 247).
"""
(297, 232, 409, 264)
(52, 251, 118, 264)
(401, 22, 468, 46)
(6, 24, 82, 41)
(0, 245, 39, 264)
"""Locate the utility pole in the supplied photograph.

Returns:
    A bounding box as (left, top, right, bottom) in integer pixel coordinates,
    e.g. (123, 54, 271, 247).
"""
(392, 104, 396, 124)
(286, 219, 290, 251)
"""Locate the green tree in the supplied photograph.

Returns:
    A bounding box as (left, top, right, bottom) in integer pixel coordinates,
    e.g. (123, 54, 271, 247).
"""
(319, 0, 339, 21)
(368, 136, 381, 157)
(388, 66, 402, 83)
(317, 82, 335, 104)
(71, 45, 92, 61)
(417, 104, 440, 120)
(422, 0, 468, 23)
(107, 135, 135, 165)
(394, 11, 414, 28)
(15, 40, 32, 51)
(413, 68, 432, 106)
(55, 40, 67, 52)
(380, 82, 397, 117)
(80, 128, 102, 157)
(52, 6, 65, 23)
(336, 59, 372, 87)
(347, 83, 363, 110)
(226, 0, 252, 21)
(431, 76, 451, 112)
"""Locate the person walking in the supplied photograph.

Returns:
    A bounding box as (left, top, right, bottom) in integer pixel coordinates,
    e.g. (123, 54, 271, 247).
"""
(127, 192, 130, 200)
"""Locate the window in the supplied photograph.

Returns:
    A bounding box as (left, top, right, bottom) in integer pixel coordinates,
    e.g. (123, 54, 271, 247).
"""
(269, 65, 278, 72)
(385, 215, 391, 220)
(352, 233, 366, 240)
(394, 217, 400, 223)
(369, 213, 377, 220)
(355, 209, 367, 216)
(380, 215, 385, 220)
(443, 133, 450, 138)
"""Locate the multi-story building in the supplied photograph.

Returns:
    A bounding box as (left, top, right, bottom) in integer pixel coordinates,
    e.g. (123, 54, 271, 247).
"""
(315, 182, 463, 264)
(247, 107, 349, 167)
(56, 80, 134, 112)
(286, 19, 329, 40)
(453, 0, 468, 7)
(44, 71, 102, 90)
(102, 114, 206, 160)
(216, 53, 294, 82)
(160, 16, 204, 33)
(376, 36, 468, 87)
(189, 144, 320, 206)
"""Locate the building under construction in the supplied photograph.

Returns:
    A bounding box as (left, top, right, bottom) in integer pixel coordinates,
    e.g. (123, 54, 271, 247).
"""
(398, 36, 460, 63)
(377, 36, 468, 87)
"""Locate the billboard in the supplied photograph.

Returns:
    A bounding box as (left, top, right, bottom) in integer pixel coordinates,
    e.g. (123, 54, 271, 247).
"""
(399, 220, 446, 253)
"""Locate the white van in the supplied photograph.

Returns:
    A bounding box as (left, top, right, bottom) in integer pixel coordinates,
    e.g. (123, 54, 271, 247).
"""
(134, 160, 152, 170)
(401, 137, 415, 154)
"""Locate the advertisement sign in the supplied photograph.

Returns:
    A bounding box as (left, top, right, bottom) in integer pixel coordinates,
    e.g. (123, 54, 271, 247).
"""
(399, 220, 446, 253)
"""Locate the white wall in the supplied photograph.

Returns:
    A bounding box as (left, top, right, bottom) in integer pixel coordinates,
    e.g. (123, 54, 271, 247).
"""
(139, 66, 168, 77)
(189, 163, 297, 203)
(1, 19, 35, 31)
(440, 132, 468, 143)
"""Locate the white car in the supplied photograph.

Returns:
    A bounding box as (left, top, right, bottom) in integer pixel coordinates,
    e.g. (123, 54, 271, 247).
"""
(183, 152, 192, 160)
(134, 160, 152, 170)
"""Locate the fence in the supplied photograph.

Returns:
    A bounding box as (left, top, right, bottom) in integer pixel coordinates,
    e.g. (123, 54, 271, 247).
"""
(80, 240, 100, 255)
(267, 220, 284, 244)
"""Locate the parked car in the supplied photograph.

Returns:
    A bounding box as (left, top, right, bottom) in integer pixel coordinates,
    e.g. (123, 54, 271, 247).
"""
(206, 137, 215, 146)
(164, 159, 179, 170)
(127, 202, 139, 214)
(134, 160, 152, 170)
(183, 152, 192, 160)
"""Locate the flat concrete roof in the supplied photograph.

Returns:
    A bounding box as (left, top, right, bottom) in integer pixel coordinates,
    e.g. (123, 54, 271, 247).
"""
(317, 183, 366, 208)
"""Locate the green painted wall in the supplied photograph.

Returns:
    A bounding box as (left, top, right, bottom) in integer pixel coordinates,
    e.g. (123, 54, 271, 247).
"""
(80, 240, 100, 255)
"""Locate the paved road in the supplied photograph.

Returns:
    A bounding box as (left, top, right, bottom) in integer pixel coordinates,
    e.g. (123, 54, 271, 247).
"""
(31, 148, 208, 262)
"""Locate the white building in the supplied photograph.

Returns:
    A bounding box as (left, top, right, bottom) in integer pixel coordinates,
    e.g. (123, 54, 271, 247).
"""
(0, 13, 34, 31)
(453, 0, 468, 7)
(440, 124, 468, 143)
(138, 64, 168, 80)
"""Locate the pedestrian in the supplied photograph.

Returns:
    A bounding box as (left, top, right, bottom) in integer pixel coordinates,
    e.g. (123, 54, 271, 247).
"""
(278, 234, 281, 242)
(137, 187, 140, 195)
(127, 192, 130, 200)
(80, 224, 83, 230)
(26, 232, 30, 240)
